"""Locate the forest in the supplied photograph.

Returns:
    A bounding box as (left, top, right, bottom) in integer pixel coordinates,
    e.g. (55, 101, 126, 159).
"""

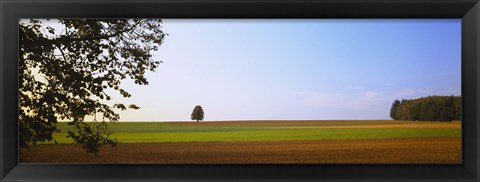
(390, 96, 461, 121)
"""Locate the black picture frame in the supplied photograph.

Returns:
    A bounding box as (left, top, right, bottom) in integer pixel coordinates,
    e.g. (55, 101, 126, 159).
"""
(1, 0, 479, 181)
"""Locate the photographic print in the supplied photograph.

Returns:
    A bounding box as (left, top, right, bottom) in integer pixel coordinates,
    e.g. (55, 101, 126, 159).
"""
(19, 19, 461, 164)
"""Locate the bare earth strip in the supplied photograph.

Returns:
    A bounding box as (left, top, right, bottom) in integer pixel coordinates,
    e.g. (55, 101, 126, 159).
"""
(20, 137, 461, 164)
(273, 123, 460, 129)
(174, 120, 414, 126)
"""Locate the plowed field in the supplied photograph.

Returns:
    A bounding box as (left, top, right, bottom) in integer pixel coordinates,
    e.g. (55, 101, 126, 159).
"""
(20, 137, 461, 164)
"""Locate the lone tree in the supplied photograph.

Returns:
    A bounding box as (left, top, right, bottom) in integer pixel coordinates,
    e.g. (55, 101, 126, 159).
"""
(191, 105, 204, 122)
(19, 19, 166, 154)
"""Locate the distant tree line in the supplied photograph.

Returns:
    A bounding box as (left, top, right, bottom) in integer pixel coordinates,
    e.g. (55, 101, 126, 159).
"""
(390, 95, 461, 121)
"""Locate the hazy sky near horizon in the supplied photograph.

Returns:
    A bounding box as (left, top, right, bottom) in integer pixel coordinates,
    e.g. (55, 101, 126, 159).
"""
(92, 19, 461, 121)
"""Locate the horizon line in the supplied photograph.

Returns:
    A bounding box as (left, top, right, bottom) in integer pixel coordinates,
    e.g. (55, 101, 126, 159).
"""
(57, 119, 393, 122)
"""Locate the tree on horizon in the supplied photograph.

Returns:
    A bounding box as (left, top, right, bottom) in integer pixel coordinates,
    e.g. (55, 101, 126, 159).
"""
(389, 95, 461, 121)
(191, 105, 204, 122)
(390, 99, 400, 120)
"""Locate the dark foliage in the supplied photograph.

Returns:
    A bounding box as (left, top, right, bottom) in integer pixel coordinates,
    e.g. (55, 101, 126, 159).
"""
(191, 105, 204, 122)
(390, 99, 400, 120)
(19, 19, 166, 153)
(390, 95, 461, 121)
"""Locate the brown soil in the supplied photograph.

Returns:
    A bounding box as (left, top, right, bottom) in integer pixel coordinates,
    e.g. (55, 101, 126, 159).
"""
(174, 120, 400, 126)
(19, 137, 461, 164)
(274, 123, 460, 129)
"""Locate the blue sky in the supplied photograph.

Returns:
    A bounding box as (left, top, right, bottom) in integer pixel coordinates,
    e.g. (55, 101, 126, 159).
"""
(104, 19, 461, 121)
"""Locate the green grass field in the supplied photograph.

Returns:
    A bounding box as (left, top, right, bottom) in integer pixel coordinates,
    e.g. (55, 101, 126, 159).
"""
(45, 120, 461, 143)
